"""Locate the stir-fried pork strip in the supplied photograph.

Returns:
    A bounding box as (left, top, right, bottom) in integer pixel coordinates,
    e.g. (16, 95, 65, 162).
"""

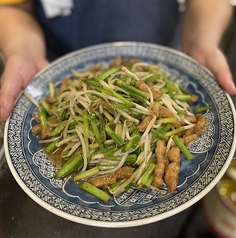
(189, 94, 199, 104)
(195, 114, 207, 135)
(152, 139, 166, 188)
(41, 126, 54, 139)
(181, 134, 198, 145)
(184, 115, 197, 124)
(167, 146, 181, 163)
(146, 82, 163, 99)
(58, 78, 72, 96)
(109, 56, 138, 69)
(135, 80, 148, 92)
(159, 107, 182, 128)
(137, 115, 155, 132)
(164, 146, 181, 192)
(135, 80, 162, 100)
(31, 124, 42, 136)
(137, 102, 161, 132)
(90, 166, 134, 189)
(164, 161, 181, 192)
(150, 102, 161, 116)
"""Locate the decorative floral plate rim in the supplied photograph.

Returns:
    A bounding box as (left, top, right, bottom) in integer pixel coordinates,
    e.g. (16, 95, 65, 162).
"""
(4, 42, 236, 228)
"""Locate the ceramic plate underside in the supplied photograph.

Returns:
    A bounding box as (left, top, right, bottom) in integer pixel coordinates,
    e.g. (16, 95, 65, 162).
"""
(4, 42, 236, 228)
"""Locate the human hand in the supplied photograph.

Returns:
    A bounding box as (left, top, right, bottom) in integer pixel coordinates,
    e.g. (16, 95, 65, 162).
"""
(182, 42, 236, 96)
(0, 54, 49, 121)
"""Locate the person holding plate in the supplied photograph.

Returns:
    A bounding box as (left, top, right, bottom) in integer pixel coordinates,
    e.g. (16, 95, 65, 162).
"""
(0, 0, 235, 121)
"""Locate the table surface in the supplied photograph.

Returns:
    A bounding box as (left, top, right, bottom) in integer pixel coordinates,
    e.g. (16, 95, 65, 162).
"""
(1, 95, 235, 238)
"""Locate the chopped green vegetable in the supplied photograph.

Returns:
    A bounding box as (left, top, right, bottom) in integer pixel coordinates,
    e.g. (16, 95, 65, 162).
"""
(172, 135, 194, 160)
(31, 57, 209, 201)
(74, 166, 99, 181)
(81, 182, 110, 203)
(105, 125, 123, 147)
(39, 108, 48, 131)
(49, 82, 56, 97)
(194, 105, 212, 113)
(55, 155, 83, 179)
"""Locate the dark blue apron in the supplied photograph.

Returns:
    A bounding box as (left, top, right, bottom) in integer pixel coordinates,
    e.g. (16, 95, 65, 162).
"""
(35, 0, 179, 60)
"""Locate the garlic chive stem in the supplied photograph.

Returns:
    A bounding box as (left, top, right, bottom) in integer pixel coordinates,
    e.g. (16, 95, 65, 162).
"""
(172, 135, 194, 160)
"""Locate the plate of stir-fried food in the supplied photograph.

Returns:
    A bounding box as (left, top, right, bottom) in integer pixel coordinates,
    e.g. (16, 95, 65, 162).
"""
(4, 42, 236, 227)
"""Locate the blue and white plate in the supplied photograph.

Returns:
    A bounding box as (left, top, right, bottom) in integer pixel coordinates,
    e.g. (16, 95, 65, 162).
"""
(4, 42, 236, 227)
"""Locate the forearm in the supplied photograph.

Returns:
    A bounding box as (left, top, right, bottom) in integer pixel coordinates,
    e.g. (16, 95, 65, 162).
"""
(181, 0, 234, 50)
(0, 3, 49, 121)
(180, 0, 236, 95)
(0, 3, 46, 60)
